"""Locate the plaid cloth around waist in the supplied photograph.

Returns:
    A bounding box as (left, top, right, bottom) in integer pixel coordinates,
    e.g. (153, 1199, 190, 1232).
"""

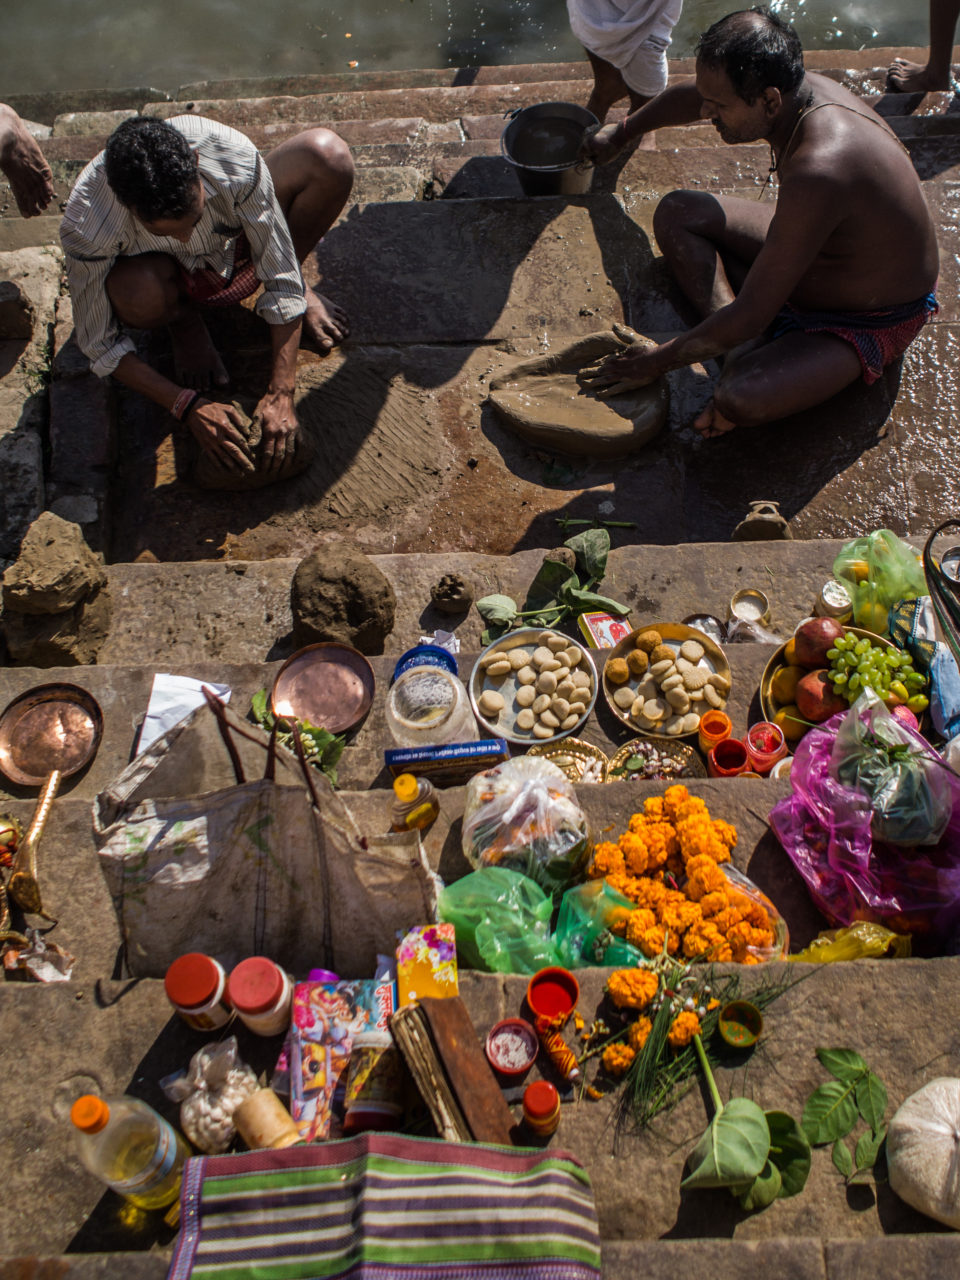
(168, 1132, 602, 1280)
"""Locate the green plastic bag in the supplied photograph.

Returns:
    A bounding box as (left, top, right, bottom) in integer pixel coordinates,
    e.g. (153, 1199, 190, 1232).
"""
(438, 867, 561, 974)
(554, 880, 646, 968)
(833, 530, 927, 636)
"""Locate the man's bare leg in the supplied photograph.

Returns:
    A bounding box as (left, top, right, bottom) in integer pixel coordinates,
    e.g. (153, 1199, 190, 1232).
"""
(584, 50, 656, 147)
(0, 103, 54, 217)
(694, 331, 864, 436)
(266, 128, 354, 353)
(653, 189, 775, 318)
(888, 0, 960, 92)
(106, 252, 229, 391)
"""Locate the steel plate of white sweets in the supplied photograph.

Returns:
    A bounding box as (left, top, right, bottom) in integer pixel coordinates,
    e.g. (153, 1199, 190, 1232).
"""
(469, 628, 598, 745)
(602, 623, 731, 739)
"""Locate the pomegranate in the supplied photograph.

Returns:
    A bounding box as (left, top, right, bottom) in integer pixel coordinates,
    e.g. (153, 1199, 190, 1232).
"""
(794, 617, 846, 669)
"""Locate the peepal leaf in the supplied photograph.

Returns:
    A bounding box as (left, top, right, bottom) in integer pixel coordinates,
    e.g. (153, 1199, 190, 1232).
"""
(681, 1097, 771, 1190)
(564, 527, 610, 581)
(251, 688, 272, 727)
(832, 1139, 854, 1179)
(816, 1048, 868, 1083)
(476, 594, 519, 627)
(765, 1110, 812, 1199)
(523, 559, 577, 615)
(802, 1080, 859, 1145)
(737, 1159, 782, 1211)
(855, 1072, 888, 1132)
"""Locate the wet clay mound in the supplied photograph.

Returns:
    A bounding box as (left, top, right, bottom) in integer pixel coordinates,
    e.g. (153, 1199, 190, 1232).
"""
(487, 330, 668, 459)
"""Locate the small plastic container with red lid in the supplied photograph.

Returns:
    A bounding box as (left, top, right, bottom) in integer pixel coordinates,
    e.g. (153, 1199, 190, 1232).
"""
(226, 957, 294, 1036)
(164, 953, 232, 1031)
(522, 1081, 561, 1137)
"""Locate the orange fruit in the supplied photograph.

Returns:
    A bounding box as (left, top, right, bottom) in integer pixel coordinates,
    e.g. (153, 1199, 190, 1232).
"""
(848, 559, 871, 584)
(854, 600, 888, 635)
(774, 705, 807, 743)
(783, 637, 798, 665)
(771, 664, 805, 705)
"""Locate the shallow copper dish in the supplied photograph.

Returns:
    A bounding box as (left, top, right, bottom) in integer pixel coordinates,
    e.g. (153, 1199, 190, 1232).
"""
(602, 622, 731, 739)
(271, 643, 376, 733)
(0, 683, 102, 787)
(527, 737, 608, 783)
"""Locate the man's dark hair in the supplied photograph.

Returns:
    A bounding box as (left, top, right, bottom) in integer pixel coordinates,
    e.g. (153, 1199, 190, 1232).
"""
(104, 118, 200, 221)
(696, 6, 804, 104)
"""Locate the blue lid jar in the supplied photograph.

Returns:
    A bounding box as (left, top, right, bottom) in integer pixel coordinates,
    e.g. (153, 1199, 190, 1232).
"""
(393, 644, 459, 681)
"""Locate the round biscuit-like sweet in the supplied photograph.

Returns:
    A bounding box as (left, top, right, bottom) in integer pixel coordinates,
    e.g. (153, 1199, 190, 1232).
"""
(532, 694, 552, 715)
(569, 693, 589, 713)
(632, 710, 658, 730)
(663, 715, 685, 736)
(676, 657, 694, 674)
(556, 678, 577, 700)
(682, 667, 709, 691)
(626, 649, 648, 677)
(613, 686, 635, 709)
(515, 685, 536, 708)
(532, 722, 555, 739)
(532, 646, 554, 668)
(572, 669, 592, 690)
(661, 672, 684, 692)
(643, 698, 668, 722)
(635, 630, 662, 653)
(703, 684, 723, 708)
(606, 657, 631, 685)
(479, 650, 502, 669)
(561, 713, 580, 730)
(551, 697, 571, 720)
(509, 648, 531, 670)
(562, 646, 582, 667)
(681, 712, 701, 733)
(537, 670, 558, 694)
(650, 659, 675, 680)
(517, 665, 537, 685)
(539, 657, 563, 673)
(680, 640, 705, 663)
(540, 709, 560, 729)
(689, 689, 705, 703)
(554, 665, 571, 685)
(486, 657, 512, 678)
(635, 676, 658, 701)
(708, 672, 732, 694)
(546, 634, 568, 653)
(631, 696, 647, 719)
(666, 687, 690, 712)
(516, 708, 536, 731)
(479, 690, 504, 716)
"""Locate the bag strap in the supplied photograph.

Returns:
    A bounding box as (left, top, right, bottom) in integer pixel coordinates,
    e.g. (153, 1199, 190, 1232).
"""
(923, 521, 960, 667)
(201, 686, 282, 785)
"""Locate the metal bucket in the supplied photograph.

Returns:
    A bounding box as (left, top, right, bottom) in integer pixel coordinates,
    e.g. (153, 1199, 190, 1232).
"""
(501, 102, 598, 197)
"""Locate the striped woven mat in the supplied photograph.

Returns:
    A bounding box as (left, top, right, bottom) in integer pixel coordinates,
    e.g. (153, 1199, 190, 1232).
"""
(168, 1132, 602, 1280)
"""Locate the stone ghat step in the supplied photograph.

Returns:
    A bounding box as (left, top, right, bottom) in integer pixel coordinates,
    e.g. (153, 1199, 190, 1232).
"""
(7, 540, 851, 667)
(3, 959, 960, 1254)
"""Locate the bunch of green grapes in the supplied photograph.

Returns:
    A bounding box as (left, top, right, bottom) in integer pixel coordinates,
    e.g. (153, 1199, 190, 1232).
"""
(827, 633, 928, 713)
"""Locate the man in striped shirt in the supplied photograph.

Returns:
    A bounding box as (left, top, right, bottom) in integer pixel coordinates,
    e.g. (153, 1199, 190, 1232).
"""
(60, 115, 353, 473)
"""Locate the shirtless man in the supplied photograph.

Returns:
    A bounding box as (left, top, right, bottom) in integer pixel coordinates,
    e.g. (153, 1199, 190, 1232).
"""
(0, 103, 54, 217)
(60, 116, 353, 473)
(888, 0, 960, 94)
(582, 7, 939, 437)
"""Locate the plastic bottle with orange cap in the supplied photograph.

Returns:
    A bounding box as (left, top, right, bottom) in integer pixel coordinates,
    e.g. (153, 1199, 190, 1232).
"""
(70, 1095, 190, 1209)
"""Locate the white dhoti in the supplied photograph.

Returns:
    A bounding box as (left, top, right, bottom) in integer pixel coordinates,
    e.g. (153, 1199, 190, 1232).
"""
(567, 0, 684, 98)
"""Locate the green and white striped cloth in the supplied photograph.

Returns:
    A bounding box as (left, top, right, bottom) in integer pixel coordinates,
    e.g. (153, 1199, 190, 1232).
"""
(168, 1132, 601, 1280)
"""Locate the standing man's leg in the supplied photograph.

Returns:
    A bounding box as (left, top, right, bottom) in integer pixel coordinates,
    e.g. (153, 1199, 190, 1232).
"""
(265, 128, 354, 352)
(584, 49, 651, 121)
(888, 0, 960, 93)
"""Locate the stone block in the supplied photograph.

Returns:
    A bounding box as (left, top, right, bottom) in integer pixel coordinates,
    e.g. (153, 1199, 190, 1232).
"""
(0, 426, 44, 562)
(49, 374, 114, 491)
(0, 279, 34, 340)
(0, 1258, 170, 1279)
(51, 109, 138, 138)
(2, 510, 106, 615)
(351, 165, 426, 204)
(3, 581, 111, 664)
(825, 1236, 960, 1279)
(52, 294, 91, 380)
(602, 1239, 827, 1280)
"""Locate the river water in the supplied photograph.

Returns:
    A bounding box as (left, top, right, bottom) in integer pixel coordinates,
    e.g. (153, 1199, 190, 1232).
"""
(1, 1, 932, 96)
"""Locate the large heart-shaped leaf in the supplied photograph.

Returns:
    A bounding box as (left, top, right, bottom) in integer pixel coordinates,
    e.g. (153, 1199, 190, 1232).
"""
(523, 560, 577, 615)
(564, 528, 610, 581)
(765, 1110, 812, 1199)
(737, 1158, 782, 1211)
(681, 1097, 770, 1189)
(560, 583, 632, 615)
(476, 594, 519, 626)
(802, 1080, 859, 1145)
(816, 1048, 868, 1083)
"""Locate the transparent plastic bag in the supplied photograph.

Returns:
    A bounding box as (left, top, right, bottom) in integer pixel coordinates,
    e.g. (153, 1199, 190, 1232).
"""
(789, 921, 911, 963)
(437, 867, 561, 974)
(160, 1036, 258, 1154)
(833, 530, 927, 635)
(554, 880, 646, 968)
(832, 690, 952, 846)
(461, 756, 591, 900)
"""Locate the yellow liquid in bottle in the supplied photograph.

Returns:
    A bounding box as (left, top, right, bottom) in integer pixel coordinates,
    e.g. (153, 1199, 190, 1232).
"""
(99, 1116, 189, 1208)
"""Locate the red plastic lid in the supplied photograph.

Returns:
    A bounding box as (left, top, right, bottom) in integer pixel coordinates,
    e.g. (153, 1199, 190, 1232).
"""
(523, 1080, 560, 1121)
(227, 957, 284, 1015)
(165, 953, 222, 1010)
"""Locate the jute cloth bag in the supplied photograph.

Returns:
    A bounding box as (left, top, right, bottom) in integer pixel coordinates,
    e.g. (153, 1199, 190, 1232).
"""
(93, 691, 440, 978)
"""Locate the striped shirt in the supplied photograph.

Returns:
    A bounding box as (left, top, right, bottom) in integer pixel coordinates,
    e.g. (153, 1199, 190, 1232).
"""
(60, 115, 307, 378)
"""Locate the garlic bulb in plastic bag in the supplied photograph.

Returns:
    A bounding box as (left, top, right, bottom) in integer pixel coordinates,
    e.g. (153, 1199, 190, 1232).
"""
(161, 1036, 258, 1154)
(887, 1077, 960, 1229)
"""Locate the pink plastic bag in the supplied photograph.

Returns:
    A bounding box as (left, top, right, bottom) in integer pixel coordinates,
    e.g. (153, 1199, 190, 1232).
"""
(769, 706, 960, 949)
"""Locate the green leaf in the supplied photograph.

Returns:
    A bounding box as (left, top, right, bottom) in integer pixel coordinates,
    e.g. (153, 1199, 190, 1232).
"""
(855, 1127, 885, 1173)
(765, 1110, 812, 1199)
(250, 688, 273, 729)
(802, 1080, 860, 1145)
(737, 1159, 782, 1211)
(816, 1048, 868, 1083)
(559, 584, 632, 615)
(855, 1072, 888, 1132)
(832, 1139, 854, 1179)
(681, 1097, 771, 1190)
(523, 560, 578, 615)
(564, 527, 610, 581)
(476, 594, 519, 626)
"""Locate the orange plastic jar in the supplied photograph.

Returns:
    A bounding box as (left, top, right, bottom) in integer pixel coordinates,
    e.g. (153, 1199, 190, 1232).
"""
(522, 1081, 561, 1137)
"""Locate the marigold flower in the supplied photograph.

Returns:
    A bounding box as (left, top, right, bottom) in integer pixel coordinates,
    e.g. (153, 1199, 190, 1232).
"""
(606, 968, 659, 1010)
(662, 784, 691, 821)
(619, 830, 650, 876)
(699, 890, 729, 918)
(589, 841, 625, 879)
(712, 907, 744, 935)
(638, 924, 678, 957)
(667, 1010, 701, 1049)
(682, 920, 725, 959)
(641, 797, 665, 821)
(624, 908, 657, 947)
(712, 818, 738, 851)
(602, 1042, 636, 1077)
(628, 1016, 653, 1053)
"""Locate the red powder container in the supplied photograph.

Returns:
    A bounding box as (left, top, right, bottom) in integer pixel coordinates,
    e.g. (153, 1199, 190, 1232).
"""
(744, 722, 788, 775)
(707, 737, 749, 778)
(523, 1081, 561, 1137)
(164, 953, 232, 1031)
(526, 967, 580, 1024)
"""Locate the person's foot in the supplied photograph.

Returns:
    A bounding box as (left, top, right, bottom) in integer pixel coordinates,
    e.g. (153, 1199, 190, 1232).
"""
(0, 106, 55, 217)
(693, 399, 738, 439)
(168, 310, 230, 391)
(887, 58, 952, 93)
(300, 286, 349, 354)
